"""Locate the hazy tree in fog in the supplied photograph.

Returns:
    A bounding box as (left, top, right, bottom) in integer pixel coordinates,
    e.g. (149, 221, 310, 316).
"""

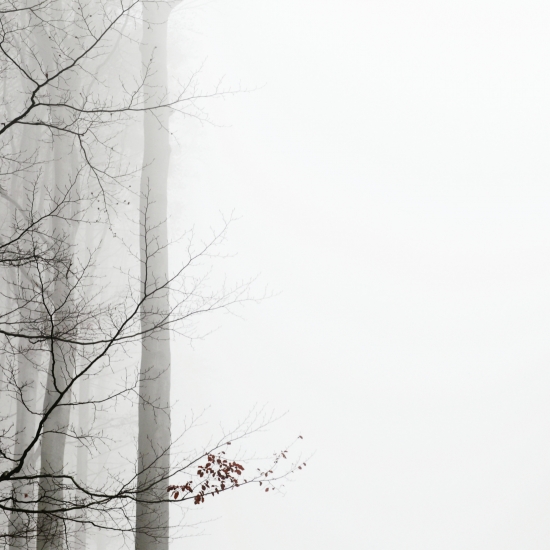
(135, 2, 177, 549)
(0, 1, 303, 548)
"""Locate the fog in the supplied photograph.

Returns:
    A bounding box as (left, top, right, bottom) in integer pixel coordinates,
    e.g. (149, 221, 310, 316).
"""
(1, 1, 549, 549)
(169, 1, 550, 549)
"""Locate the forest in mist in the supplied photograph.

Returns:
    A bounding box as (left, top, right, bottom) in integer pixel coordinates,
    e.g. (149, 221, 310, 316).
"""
(0, 1, 305, 549)
(3, 1, 550, 550)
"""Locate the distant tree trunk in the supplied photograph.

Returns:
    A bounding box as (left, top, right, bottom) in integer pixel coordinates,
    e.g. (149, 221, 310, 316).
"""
(35, 16, 81, 538)
(135, 2, 175, 549)
(8, 6, 48, 544)
(8, 123, 39, 550)
(73, 367, 90, 550)
(8, 268, 41, 550)
(36, 130, 79, 550)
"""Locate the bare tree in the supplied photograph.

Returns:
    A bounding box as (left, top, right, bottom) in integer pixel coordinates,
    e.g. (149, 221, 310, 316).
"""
(0, 1, 305, 548)
(135, 1, 179, 548)
(0, 186, 301, 548)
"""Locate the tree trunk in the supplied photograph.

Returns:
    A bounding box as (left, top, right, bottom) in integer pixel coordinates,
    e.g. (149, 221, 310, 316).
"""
(36, 28, 80, 540)
(8, 125, 39, 550)
(8, 5, 50, 544)
(36, 129, 79, 550)
(135, 3, 175, 549)
(72, 367, 90, 550)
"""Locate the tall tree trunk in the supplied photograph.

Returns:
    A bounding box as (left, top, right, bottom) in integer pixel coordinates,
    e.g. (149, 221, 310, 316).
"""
(36, 16, 80, 537)
(7, 124, 39, 550)
(8, 5, 49, 543)
(135, 3, 175, 549)
(36, 129, 79, 550)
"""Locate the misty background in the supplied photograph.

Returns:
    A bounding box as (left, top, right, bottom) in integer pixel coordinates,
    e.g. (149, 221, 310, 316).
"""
(165, 1, 550, 549)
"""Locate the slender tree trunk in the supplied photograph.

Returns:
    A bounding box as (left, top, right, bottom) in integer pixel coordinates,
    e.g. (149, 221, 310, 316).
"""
(36, 27, 80, 539)
(8, 123, 39, 550)
(72, 369, 89, 550)
(135, 3, 175, 549)
(7, 9, 46, 539)
(8, 274, 40, 550)
(36, 129, 79, 550)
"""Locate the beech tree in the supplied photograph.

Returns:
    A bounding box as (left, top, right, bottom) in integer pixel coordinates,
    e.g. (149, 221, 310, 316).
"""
(0, 1, 304, 549)
(135, 3, 176, 548)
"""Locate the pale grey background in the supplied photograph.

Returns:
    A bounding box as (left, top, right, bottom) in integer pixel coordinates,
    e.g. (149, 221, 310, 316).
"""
(168, 1, 550, 548)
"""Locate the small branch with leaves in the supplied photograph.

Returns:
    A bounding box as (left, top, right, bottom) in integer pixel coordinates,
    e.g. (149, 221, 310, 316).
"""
(168, 436, 307, 505)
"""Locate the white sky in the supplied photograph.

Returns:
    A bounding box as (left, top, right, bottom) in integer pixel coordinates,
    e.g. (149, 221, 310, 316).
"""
(166, 1, 550, 549)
